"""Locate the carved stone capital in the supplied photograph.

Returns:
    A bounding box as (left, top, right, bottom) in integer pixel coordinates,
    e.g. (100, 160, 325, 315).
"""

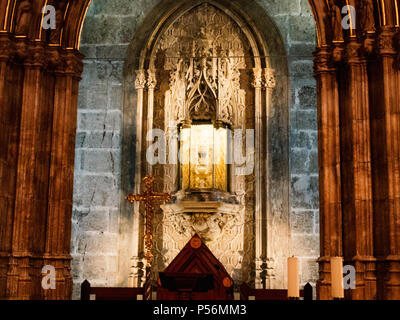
(135, 69, 147, 89)
(147, 70, 157, 89)
(252, 68, 263, 88)
(264, 68, 276, 89)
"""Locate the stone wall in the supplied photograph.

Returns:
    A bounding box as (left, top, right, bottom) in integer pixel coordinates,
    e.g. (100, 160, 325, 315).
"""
(71, 0, 318, 299)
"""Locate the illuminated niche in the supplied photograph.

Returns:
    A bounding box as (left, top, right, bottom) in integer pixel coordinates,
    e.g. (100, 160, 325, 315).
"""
(179, 121, 230, 192)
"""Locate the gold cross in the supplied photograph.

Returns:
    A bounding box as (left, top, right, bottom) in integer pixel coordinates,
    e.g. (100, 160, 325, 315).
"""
(125, 175, 171, 300)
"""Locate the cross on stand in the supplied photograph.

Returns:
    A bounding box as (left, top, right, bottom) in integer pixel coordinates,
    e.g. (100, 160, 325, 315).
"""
(125, 175, 171, 301)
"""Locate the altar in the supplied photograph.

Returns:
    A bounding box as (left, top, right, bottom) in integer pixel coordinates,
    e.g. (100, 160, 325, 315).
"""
(156, 235, 234, 300)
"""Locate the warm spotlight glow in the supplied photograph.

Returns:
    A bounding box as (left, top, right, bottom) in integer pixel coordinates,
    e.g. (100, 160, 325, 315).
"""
(179, 123, 228, 191)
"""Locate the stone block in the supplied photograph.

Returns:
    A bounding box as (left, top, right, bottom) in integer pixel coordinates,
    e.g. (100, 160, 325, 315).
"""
(289, 60, 314, 79)
(77, 209, 110, 232)
(290, 175, 319, 209)
(308, 150, 318, 173)
(290, 131, 311, 149)
(314, 211, 320, 234)
(300, 258, 319, 285)
(86, 84, 108, 110)
(291, 110, 318, 130)
(96, 45, 128, 60)
(78, 232, 119, 255)
(82, 255, 109, 280)
(291, 234, 319, 256)
(260, 0, 301, 16)
(73, 175, 120, 207)
(108, 209, 120, 233)
(110, 85, 123, 111)
(298, 85, 317, 109)
(75, 131, 121, 149)
(77, 111, 122, 131)
(300, 0, 314, 16)
(109, 62, 124, 84)
(291, 210, 314, 234)
(80, 150, 120, 174)
(290, 149, 309, 174)
(93, 0, 136, 16)
(289, 43, 314, 60)
(289, 15, 315, 42)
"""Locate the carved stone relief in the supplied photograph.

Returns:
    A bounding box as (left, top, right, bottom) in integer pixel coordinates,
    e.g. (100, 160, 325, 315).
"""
(142, 3, 258, 285)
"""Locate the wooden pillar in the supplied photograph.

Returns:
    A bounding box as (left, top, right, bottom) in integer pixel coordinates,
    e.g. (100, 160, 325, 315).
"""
(314, 47, 342, 300)
(370, 27, 400, 300)
(0, 38, 84, 300)
(44, 49, 82, 300)
(8, 42, 52, 300)
(0, 34, 23, 299)
(339, 40, 376, 300)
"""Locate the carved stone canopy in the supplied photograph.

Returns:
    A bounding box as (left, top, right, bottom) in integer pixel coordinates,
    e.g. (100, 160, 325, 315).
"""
(160, 3, 249, 127)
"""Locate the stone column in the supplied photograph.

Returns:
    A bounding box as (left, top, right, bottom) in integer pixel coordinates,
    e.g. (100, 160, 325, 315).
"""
(146, 69, 157, 175)
(264, 68, 276, 288)
(314, 47, 342, 300)
(340, 40, 376, 300)
(252, 67, 266, 289)
(129, 69, 147, 287)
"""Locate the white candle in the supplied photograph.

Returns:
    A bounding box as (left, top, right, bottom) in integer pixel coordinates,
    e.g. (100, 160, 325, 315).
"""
(331, 257, 344, 299)
(287, 257, 300, 298)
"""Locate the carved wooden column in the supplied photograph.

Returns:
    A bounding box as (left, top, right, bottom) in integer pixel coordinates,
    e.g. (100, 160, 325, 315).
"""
(0, 34, 23, 299)
(44, 49, 83, 300)
(339, 40, 376, 300)
(314, 47, 342, 300)
(8, 42, 52, 300)
(370, 27, 400, 300)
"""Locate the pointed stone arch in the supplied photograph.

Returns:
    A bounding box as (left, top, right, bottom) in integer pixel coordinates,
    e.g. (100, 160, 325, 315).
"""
(119, 0, 290, 291)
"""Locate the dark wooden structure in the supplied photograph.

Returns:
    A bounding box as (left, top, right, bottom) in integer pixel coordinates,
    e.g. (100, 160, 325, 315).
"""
(157, 234, 234, 300)
(80, 280, 143, 300)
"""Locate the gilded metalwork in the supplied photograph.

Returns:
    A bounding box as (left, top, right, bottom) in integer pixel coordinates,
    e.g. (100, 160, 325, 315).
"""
(126, 175, 171, 300)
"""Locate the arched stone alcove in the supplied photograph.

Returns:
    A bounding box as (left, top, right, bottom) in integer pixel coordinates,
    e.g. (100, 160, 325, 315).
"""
(119, 0, 290, 290)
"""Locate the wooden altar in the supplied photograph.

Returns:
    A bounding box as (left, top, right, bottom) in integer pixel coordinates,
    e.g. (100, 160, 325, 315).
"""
(157, 234, 234, 300)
